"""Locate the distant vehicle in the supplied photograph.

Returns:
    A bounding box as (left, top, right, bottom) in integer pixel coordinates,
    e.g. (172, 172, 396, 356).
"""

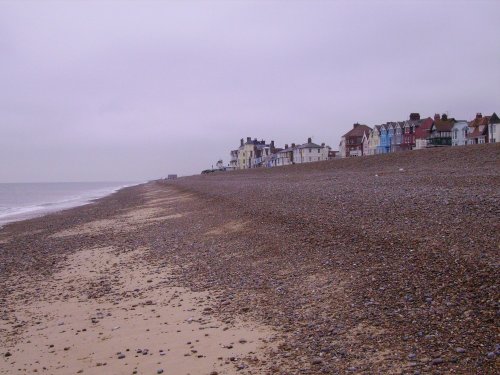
(167, 174, 177, 179)
(201, 169, 216, 174)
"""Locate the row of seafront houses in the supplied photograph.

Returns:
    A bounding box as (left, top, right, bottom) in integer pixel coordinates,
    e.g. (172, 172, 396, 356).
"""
(228, 137, 333, 170)
(340, 112, 500, 157)
(225, 112, 500, 171)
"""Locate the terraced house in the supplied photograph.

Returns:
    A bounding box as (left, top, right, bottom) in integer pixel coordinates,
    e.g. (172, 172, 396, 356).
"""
(339, 123, 372, 157)
(379, 123, 392, 154)
(366, 125, 381, 155)
(272, 143, 296, 167)
(414, 117, 434, 149)
(467, 113, 491, 145)
(338, 110, 497, 158)
(401, 113, 424, 151)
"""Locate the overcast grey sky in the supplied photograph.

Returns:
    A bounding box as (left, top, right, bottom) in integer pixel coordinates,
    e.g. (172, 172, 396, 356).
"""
(1, 0, 499, 182)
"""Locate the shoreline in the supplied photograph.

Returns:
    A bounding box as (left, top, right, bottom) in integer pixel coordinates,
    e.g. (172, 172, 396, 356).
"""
(0, 182, 143, 229)
(1, 144, 499, 373)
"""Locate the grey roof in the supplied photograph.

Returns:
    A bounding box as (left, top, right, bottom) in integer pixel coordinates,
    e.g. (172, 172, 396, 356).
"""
(297, 142, 322, 149)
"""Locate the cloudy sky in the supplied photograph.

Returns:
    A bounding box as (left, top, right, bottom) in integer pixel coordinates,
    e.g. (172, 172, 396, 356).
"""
(1, 0, 499, 182)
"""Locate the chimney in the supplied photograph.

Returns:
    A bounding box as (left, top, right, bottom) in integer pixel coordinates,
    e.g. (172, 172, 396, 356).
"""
(410, 113, 420, 121)
(434, 113, 441, 120)
(476, 113, 482, 119)
(246, 137, 251, 143)
(321, 143, 325, 147)
(284, 144, 288, 149)
(353, 123, 359, 128)
(270, 140, 275, 149)
(307, 137, 312, 143)
(240, 138, 244, 147)
(291, 143, 296, 148)
(441, 113, 448, 121)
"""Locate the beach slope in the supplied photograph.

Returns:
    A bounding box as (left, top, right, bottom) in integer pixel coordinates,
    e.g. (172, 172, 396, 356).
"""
(1, 143, 499, 374)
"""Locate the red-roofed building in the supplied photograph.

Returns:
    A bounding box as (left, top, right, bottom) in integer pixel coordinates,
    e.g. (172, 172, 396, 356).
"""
(414, 117, 434, 149)
(467, 113, 490, 144)
(401, 113, 422, 151)
(339, 123, 372, 157)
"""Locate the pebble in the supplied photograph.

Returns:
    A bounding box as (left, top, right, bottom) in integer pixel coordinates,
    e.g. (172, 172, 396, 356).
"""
(432, 358, 444, 365)
(311, 357, 323, 365)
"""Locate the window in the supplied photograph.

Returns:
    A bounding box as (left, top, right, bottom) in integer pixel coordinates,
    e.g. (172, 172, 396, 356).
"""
(309, 148, 312, 152)
(317, 149, 320, 153)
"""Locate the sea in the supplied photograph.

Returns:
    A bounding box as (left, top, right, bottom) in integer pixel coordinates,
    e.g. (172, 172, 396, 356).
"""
(0, 182, 139, 228)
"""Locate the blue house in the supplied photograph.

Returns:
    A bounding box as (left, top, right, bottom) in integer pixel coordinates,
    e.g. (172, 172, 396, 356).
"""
(378, 124, 392, 153)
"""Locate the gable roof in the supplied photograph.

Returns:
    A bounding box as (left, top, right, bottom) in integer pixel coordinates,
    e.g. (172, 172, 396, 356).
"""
(469, 115, 490, 128)
(489, 112, 500, 124)
(433, 118, 455, 132)
(342, 124, 372, 138)
(414, 117, 433, 139)
(468, 125, 487, 138)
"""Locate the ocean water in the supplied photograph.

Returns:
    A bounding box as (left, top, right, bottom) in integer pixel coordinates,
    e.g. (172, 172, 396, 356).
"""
(0, 182, 139, 227)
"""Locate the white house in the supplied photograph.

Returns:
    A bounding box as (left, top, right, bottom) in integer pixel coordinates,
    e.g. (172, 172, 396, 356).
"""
(293, 138, 329, 164)
(451, 120, 469, 146)
(274, 144, 295, 166)
(339, 138, 346, 158)
(488, 112, 500, 143)
(362, 131, 370, 156)
(229, 149, 239, 169)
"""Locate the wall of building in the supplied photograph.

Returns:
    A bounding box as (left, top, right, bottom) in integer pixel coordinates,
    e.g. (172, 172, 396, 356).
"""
(451, 121, 469, 146)
(489, 123, 499, 143)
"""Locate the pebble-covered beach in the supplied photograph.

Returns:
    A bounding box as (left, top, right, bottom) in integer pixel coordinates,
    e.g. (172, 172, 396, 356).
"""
(1, 143, 499, 374)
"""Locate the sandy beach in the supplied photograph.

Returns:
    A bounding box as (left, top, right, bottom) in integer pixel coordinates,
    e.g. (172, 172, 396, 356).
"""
(1, 144, 499, 374)
(0, 187, 275, 374)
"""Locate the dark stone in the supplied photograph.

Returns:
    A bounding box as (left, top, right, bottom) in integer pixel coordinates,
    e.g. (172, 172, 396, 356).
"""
(432, 358, 444, 365)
